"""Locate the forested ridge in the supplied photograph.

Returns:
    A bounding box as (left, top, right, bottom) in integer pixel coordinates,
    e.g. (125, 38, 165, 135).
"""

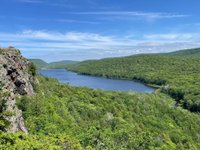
(16, 75, 200, 149)
(2, 75, 200, 149)
(1, 48, 200, 149)
(67, 48, 200, 113)
(30, 59, 79, 69)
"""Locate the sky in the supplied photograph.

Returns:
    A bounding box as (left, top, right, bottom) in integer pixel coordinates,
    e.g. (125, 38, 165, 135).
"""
(0, 0, 200, 62)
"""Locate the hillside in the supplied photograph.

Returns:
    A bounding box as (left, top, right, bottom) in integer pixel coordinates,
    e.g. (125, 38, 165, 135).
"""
(67, 48, 200, 113)
(29, 59, 48, 69)
(166, 48, 200, 56)
(0, 48, 85, 149)
(30, 59, 79, 69)
(48, 60, 79, 69)
(1, 48, 200, 149)
(17, 75, 200, 149)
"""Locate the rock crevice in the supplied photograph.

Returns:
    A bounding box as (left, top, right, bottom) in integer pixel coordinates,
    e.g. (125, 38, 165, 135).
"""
(0, 47, 35, 134)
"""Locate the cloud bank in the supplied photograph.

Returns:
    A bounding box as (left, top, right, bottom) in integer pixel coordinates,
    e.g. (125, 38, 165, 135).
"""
(0, 30, 200, 62)
(66, 11, 189, 21)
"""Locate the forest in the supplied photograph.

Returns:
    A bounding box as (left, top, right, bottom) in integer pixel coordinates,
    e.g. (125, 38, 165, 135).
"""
(4, 75, 200, 149)
(66, 48, 200, 113)
(1, 0, 200, 149)
(1, 48, 200, 149)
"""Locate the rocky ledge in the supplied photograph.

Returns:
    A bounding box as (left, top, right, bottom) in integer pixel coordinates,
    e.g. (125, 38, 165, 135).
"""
(0, 47, 35, 134)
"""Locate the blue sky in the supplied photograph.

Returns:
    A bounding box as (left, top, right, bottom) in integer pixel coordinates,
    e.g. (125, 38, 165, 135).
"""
(0, 0, 200, 62)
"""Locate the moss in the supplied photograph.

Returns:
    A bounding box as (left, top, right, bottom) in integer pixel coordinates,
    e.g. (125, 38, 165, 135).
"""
(28, 62, 36, 76)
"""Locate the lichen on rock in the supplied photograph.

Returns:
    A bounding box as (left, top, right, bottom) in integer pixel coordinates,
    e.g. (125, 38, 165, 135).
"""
(0, 47, 35, 134)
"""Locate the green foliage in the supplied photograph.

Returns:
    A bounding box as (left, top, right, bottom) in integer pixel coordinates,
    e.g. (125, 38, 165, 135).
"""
(0, 131, 84, 150)
(15, 76, 200, 149)
(28, 62, 36, 76)
(67, 52, 200, 112)
(29, 59, 48, 69)
(0, 48, 3, 54)
(0, 91, 11, 130)
(1, 48, 200, 149)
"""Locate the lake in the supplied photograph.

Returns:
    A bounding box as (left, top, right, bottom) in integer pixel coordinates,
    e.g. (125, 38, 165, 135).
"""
(39, 69, 154, 93)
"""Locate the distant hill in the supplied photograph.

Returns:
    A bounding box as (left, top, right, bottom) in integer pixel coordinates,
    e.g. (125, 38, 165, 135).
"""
(29, 59, 79, 69)
(48, 60, 79, 69)
(67, 47, 200, 113)
(166, 48, 200, 56)
(29, 59, 48, 69)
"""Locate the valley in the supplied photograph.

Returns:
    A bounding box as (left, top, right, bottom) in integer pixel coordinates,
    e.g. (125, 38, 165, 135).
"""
(1, 47, 200, 149)
(66, 48, 200, 113)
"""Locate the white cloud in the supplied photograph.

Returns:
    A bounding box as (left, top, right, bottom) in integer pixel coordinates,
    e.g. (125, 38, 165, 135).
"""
(144, 33, 197, 41)
(56, 19, 99, 24)
(66, 11, 189, 21)
(0, 30, 200, 61)
(0, 30, 114, 43)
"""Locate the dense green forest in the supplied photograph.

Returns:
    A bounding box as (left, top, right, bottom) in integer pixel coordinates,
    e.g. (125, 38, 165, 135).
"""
(1, 48, 200, 149)
(13, 75, 200, 149)
(30, 59, 79, 69)
(166, 48, 200, 56)
(67, 48, 200, 112)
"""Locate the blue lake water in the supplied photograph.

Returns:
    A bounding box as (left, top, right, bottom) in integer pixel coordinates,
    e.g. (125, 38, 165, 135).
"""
(39, 69, 154, 93)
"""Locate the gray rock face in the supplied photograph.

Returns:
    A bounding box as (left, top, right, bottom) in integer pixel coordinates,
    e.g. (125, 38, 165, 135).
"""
(0, 47, 35, 134)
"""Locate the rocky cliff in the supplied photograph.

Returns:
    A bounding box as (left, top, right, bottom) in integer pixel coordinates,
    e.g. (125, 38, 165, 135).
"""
(0, 47, 35, 134)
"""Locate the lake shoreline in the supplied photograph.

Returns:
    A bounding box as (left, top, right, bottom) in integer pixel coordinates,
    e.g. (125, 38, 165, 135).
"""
(38, 69, 155, 93)
(65, 68, 158, 89)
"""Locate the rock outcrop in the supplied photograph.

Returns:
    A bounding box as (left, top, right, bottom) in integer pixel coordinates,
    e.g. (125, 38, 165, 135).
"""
(0, 47, 35, 134)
